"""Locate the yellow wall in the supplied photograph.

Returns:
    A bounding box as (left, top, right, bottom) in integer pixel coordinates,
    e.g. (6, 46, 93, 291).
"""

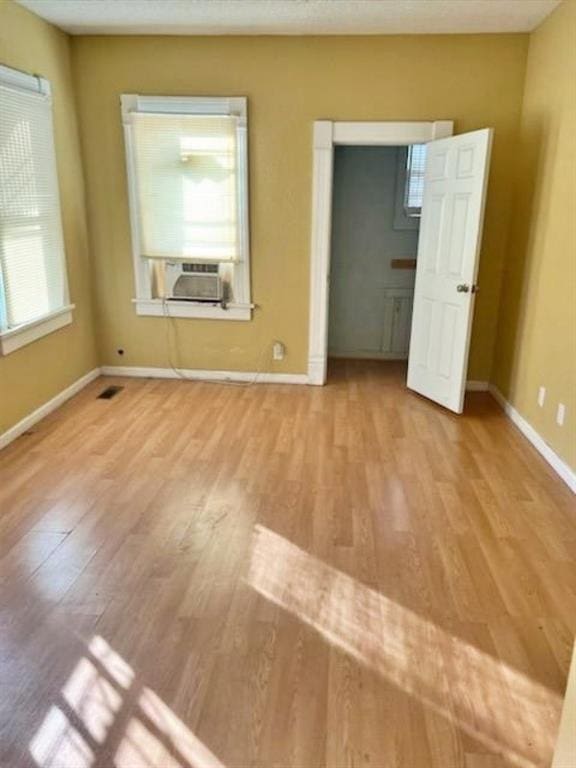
(492, 0, 576, 471)
(71, 34, 528, 378)
(0, 1, 97, 435)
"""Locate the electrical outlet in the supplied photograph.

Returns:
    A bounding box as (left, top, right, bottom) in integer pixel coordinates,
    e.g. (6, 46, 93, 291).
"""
(538, 386, 546, 407)
(556, 403, 566, 427)
(272, 341, 285, 361)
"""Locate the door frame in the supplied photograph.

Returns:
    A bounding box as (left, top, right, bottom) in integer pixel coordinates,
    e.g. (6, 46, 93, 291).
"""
(307, 120, 453, 385)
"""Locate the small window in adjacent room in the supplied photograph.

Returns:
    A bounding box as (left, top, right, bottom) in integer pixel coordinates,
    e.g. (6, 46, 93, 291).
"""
(404, 144, 427, 216)
(121, 95, 251, 321)
(393, 144, 427, 231)
(0, 65, 73, 355)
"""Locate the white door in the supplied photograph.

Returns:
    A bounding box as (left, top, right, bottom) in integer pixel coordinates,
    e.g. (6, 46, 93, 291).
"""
(407, 128, 493, 413)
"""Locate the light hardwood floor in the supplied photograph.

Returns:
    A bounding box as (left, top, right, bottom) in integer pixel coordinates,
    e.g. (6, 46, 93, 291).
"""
(0, 360, 574, 768)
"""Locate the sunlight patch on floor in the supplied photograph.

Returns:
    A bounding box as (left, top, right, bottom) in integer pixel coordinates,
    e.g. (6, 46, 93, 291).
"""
(29, 636, 225, 768)
(30, 705, 94, 768)
(246, 524, 562, 768)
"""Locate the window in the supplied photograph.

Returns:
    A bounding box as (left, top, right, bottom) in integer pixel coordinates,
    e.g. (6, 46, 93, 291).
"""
(393, 144, 427, 231)
(0, 65, 73, 355)
(404, 144, 427, 216)
(122, 95, 251, 320)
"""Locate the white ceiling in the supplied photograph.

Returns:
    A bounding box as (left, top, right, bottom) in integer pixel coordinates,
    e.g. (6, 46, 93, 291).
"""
(16, 0, 562, 36)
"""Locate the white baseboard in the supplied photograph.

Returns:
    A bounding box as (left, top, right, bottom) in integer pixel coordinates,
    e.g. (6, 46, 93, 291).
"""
(0, 367, 101, 453)
(466, 380, 489, 391)
(489, 384, 575, 494)
(100, 367, 486, 390)
(100, 365, 309, 386)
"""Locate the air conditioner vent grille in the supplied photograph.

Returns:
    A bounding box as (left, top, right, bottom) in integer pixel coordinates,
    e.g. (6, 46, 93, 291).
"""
(181, 263, 218, 274)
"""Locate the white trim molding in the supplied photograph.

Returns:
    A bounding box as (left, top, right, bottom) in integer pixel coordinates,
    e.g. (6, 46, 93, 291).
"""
(0, 367, 100, 452)
(308, 119, 454, 385)
(0, 63, 51, 97)
(332, 120, 453, 146)
(489, 385, 576, 494)
(133, 298, 252, 321)
(0, 305, 75, 355)
(101, 365, 308, 385)
(308, 121, 335, 386)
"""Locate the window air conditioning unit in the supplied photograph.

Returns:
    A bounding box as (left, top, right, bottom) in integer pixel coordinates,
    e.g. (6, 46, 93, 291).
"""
(165, 262, 223, 302)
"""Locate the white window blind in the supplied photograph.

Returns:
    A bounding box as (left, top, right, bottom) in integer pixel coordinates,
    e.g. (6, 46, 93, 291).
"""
(131, 113, 240, 262)
(404, 144, 427, 215)
(0, 72, 68, 331)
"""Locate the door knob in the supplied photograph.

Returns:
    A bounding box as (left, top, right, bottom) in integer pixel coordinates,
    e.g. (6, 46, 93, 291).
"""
(456, 284, 470, 293)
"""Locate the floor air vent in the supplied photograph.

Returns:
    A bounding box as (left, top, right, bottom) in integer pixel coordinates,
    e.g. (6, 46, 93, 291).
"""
(97, 385, 123, 400)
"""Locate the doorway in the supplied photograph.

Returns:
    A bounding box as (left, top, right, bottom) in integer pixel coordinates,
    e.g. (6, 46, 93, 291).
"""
(328, 145, 421, 362)
(308, 120, 493, 414)
(307, 120, 453, 387)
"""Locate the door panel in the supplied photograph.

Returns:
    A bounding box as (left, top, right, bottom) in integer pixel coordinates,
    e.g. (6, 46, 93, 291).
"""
(448, 195, 470, 275)
(424, 195, 445, 273)
(407, 128, 493, 413)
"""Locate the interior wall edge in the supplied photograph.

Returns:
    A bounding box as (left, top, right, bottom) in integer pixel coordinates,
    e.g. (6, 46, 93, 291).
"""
(489, 0, 576, 473)
(0, 367, 101, 452)
(0, 0, 99, 435)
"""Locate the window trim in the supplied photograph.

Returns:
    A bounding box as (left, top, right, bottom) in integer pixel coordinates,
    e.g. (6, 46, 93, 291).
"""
(0, 64, 50, 98)
(121, 94, 252, 321)
(0, 64, 73, 356)
(0, 304, 75, 355)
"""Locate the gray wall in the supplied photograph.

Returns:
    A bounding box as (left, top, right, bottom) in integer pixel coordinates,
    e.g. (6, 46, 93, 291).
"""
(328, 146, 420, 358)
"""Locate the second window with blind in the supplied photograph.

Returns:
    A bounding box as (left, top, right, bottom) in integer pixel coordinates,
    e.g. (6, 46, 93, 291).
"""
(0, 65, 73, 355)
(121, 95, 251, 321)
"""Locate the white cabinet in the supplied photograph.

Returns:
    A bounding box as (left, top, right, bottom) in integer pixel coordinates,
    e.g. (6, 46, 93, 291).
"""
(381, 288, 414, 357)
(329, 286, 414, 360)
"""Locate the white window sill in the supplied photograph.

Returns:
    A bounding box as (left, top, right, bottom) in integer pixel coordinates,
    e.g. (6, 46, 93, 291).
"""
(0, 305, 75, 355)
(393, 210, 421, 231)
(133, 298, 252, 321)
